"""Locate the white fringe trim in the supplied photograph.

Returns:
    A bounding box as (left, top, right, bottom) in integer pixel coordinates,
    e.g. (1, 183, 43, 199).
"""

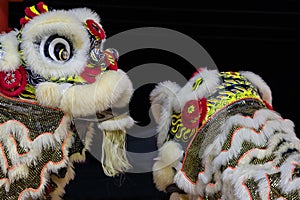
(49, 130, 84, 200)
(0, 114, 71, 200)
(194, 107, 298, 198)
(240, 71, 272, 105)
(150, 81, 181, 147)
(174, 170, 198, 195)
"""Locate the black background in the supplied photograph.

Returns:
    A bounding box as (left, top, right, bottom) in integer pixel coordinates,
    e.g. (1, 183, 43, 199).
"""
(8, 0, 300, 199)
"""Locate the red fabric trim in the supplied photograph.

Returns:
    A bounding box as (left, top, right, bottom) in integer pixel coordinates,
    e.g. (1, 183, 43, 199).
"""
(263, 100, 273, 110)
(191, 68, 204, 78)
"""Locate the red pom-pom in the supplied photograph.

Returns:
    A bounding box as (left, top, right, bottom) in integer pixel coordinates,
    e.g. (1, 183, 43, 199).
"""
(0, 66, 27, 97)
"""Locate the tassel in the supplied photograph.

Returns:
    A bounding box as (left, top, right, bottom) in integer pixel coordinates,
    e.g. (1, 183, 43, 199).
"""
(101, 129, 131, 177)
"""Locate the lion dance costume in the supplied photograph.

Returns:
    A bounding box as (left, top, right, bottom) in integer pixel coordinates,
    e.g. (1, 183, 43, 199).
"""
(150, 68, 300, 199)
(0, 2, 133, 199)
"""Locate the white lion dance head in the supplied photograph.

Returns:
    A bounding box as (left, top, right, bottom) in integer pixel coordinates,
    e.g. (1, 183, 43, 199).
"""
(0, 2, 134, 199)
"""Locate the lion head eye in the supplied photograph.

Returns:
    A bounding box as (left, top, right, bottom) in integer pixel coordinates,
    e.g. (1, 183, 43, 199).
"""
(40, 34, 73, 63)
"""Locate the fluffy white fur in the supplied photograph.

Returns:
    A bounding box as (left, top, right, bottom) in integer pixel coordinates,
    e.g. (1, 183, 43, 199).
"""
(35, 82, 63, 107)
(59, 69, 133, 117)
(21, 10, 90, 78)
(150, 81, 181, 147)
(0, 30, 21, 71)
(193, 108, 299, 199)
(153, 141, 183, 191)
(0, 114, 72, 200)
(1, 4, 135, 200)
(0, 116, 70, 168)
(154, 141, 184, 167)
(98, 115, 134, 131)
(152, 67, 300, 199)
(240, 71, 272, 105)
(152, 161, 176, 192)
(7, 164, 29, 183)
(174, 68, 220, 112)
(174, 171, 197, 195)
(69, 8, 101, 24)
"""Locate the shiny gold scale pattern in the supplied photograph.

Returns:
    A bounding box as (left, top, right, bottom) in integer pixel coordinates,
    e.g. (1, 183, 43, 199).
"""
(182, 99, 266, 184)
(0, 95, 66, 199)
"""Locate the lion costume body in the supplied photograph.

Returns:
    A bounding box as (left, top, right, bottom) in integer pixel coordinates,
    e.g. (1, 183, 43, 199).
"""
(0, 2, 133, 199)
(151, 68, 300, 199)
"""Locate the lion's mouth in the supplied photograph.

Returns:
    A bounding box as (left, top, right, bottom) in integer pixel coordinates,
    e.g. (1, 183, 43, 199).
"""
(80, 48, 119, 83)
(80, 65, 102, 83)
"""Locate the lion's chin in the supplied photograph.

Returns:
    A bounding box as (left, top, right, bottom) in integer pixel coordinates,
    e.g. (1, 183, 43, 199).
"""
(36, 69, 133, 118)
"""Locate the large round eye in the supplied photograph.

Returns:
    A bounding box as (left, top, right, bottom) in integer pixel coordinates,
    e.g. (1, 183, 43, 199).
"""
(40, 34, 73, 63)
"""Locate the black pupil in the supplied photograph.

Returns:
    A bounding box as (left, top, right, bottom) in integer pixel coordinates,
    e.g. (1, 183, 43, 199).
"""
(54, 43, 67, 60)
(44, 34, 73, 61)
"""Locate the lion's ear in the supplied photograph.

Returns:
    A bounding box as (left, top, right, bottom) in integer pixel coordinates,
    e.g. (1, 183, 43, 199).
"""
(240, 71, 272, 105)
(0, 30, 21, 72)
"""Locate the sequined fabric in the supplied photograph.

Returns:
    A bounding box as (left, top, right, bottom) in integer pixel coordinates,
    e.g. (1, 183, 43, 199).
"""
(0, 94, 77, 199)
(182, 98, 266, 183)
(167, 71, 300, 199)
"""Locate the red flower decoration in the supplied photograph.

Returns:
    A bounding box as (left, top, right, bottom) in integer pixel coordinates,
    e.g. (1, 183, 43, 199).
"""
(182, 98, 207, 129)
(86, 19, 106, 40)
(0, 66, 27, 97)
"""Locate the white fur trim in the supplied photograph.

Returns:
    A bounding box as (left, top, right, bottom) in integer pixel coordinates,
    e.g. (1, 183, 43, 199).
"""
(279, 155, 300, 193)
(98, 115, 134, 131)
(21, 10, 90, 78)
(0, 115, 72, 200)
(36, 82, 63, 107)
(174, 68, 220, 112)
(60, 69, 133, 117)
(152, 141, 183, 192)
(240, 71, 272, 105)
(211, 109, 289, 172)
(0, 30, 21, 71)
(69, 8, 101, 24)
(0, 117, 69, 168)
(194, 107, 298, 199)
(150, 81, 181, 147)
(49, 129, 86, 200)
(8, 164, 29, 183)
(154, 141, 183, 169)
(174, 170, 198, 195)
(152, 160, 175, 192)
